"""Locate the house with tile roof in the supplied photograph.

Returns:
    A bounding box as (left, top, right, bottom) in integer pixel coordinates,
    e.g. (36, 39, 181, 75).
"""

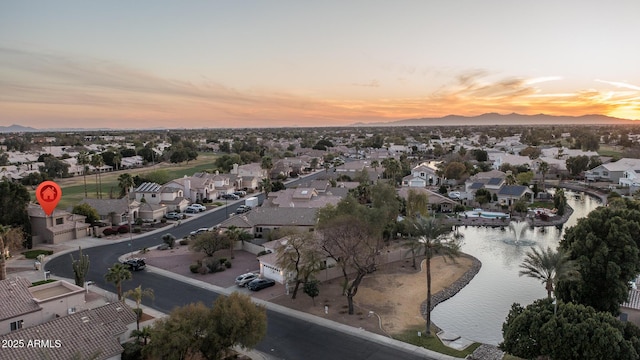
(397, 187, 459, 213)
(0, 277, 86, 336)
(496, 185, 534, 206)
(402, 161, 442, 187)
(264, 187, 343, 209)
(79, 198, 140, 226)
(0, 301, 137, 360)
(28, 204, 91, 245)
(132, 182, 189, 212)
(218, 207, 318, 241)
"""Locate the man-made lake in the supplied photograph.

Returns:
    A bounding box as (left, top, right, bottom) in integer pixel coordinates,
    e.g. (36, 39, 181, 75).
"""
(431, 191, 602, 345)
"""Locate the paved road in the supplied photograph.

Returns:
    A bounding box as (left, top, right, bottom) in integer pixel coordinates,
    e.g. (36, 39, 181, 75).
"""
(45, 172, 444, 360)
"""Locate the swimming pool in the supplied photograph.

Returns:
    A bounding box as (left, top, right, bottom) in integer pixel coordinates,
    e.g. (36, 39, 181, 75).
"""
(463, 209, 510, 219)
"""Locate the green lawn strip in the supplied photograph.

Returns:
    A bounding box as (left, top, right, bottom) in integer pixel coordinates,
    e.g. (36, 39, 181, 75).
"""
(22, 249, 54, 259)
(31, 153, 219, 210)
(392, 327, 481, 358)
(597, 145, 623, 159)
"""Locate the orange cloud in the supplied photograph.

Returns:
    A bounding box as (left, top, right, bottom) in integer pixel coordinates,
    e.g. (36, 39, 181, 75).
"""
(1, 47, 638, 128)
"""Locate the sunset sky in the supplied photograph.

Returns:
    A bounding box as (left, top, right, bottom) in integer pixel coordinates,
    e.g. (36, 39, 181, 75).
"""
(1, 1, 639, 129)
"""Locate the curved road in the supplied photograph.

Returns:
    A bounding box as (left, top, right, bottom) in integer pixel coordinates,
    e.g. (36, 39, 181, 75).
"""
(46, 173, 441, 360)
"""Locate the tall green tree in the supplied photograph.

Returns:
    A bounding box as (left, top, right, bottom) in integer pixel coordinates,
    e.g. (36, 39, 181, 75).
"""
(91, 154, 105, 199)
(558, 199, 640, 314)
(76, 151, 90, 198)
(72, 203, 99, 223)
(190, 231, 229, 257)
(406, 189, 429, 218)
(538, 161, 549, 192)
(0, 225, 23, 280)
(519, 246, 578, 299)
(104, 262, 132, 300)
(118, 173, 135, 198)
(0, 180, 30, 248)
(405, 216, 461, 335)
(144, 293, 267, 360)
(500, 298, 640, 360)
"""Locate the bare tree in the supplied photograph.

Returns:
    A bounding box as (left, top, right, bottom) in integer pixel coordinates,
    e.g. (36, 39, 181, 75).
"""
(320, 215, 381, 315)
(275, 229, 324, 299)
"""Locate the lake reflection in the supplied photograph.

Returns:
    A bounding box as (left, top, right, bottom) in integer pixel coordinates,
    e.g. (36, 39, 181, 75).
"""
(431, 191, 602, 345)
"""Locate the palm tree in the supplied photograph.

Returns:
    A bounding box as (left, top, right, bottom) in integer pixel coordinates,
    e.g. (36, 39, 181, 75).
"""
(261, 156, 273, 178)
(118, 173, 135, 198)
(76, 151, 90, 198)
(124, 285, 155, 330)
(224, 225, 241, 258)
(104, 263, 132, 300)
(505, 172, 517, 185)
(538, 161, 549, 193)
(519, 246, 578, 300)
(407, 216, 461, 336)
(0, 225, 23, 281)
(131, 325, 152, 346)
(260, 178, 273, 195)
(91, 154, 104, 199)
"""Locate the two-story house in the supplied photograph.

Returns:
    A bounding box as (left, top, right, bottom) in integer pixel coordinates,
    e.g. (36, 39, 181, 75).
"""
(28, 205, 91, 245)
(402, 161, 441, 187)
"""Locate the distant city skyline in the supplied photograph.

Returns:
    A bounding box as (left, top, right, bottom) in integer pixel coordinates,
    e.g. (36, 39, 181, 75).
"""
(1, 1, 639, 129)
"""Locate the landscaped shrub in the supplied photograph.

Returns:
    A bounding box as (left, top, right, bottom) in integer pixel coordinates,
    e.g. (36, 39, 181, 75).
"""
(224, 260, 232, 269)
(133, 227, 142, 233)
(103, 228, 116, 236)
(218, 257, 227, 264)
(189, 263, 200, 273)
(117, 225, 130, 234)
(160, 218, 167, 224)
(22, 249, 53, 259)
(30, 279, 57, 286)
(179, 239, 189, 246)
(204, 258, 225, 273)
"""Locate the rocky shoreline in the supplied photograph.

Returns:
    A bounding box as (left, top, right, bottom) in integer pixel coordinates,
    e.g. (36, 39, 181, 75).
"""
(420, 254, 482, 317)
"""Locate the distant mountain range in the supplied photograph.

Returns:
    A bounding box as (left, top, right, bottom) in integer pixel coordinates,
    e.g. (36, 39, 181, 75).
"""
(1, 113, 636, 133)
(0, 124, 38, 133)
(353, 113, 636, 127)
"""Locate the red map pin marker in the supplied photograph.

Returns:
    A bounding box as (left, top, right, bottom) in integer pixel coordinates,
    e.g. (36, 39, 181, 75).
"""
(35, 181, 62, 216)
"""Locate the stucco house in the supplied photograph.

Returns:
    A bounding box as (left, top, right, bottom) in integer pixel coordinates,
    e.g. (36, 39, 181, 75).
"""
(0, 294, 136, 360)
(218, 207, 318, 241)
(0, 277, 86, 336)
(397, 187, 458, 213)
(79, 198, 140, 226)
(587, 158, 640, 183)
(28, 205, 91, 245)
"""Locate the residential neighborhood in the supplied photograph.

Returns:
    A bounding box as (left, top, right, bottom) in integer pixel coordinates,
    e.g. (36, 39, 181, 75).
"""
(3, 124, 640, 359)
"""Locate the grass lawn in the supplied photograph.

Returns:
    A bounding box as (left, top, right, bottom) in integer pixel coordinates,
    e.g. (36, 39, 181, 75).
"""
(598, 145, 624, 159)
(392, 327, 481, 358)
(32, 153, 219, 210)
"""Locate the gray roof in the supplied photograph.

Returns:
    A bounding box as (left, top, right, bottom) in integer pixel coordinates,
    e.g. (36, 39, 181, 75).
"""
(487, 177, 503, 186)
(0, 302, 136, 360)
(497, 185, 529, 196)
(221, 207, 318, 228)
(80, 198, 130, 216)
(469, 182, 485, 190)
(0, 277, 41, 321)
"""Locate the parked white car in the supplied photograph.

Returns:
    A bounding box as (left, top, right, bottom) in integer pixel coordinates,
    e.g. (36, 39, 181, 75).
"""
(189, 204, 206, 212)
(235, 272, 259, 287)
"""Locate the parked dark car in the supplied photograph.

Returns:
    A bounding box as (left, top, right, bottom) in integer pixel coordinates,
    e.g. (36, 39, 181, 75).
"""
(121, 258, 146, 271)
(247, 278, 276, 291)
(221, 194, 240, 200)
(235, 205, 252, 214)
